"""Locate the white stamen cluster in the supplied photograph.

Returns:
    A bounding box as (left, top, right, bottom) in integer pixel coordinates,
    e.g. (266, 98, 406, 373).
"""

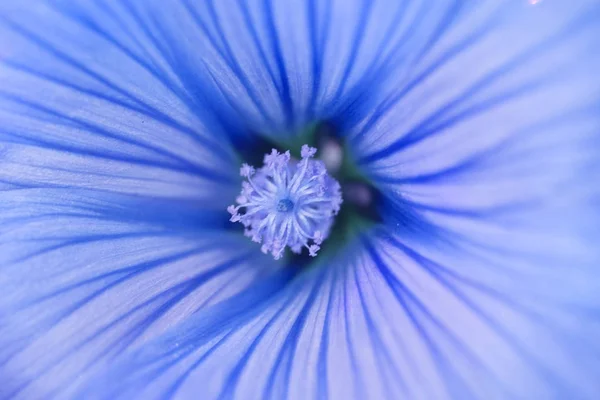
(228, 145, 343, 260)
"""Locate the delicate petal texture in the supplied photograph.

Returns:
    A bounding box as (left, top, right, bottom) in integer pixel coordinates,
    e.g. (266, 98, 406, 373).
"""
(81, 226, 600, 399)
(0, 1, 283, 397)
(1, 0, 599, 399)
(0, 1, 237, 199)
(0, 188, 281, 399)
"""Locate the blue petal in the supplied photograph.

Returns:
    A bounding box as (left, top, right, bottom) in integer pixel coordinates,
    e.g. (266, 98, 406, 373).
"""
(0, 188, 282, 399)
(0, 1, 237, 198)
(0, 1, 282, 397)
(352, 1, 600, 176)
(80, 221, 600, 399)
(72, 0, 464, 139)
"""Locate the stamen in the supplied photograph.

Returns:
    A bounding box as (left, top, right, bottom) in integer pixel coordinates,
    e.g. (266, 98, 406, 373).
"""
(229, 145, 343, 260)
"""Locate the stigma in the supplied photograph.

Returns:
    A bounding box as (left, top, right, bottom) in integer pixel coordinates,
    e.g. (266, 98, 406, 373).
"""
(228, 145, 342, 260)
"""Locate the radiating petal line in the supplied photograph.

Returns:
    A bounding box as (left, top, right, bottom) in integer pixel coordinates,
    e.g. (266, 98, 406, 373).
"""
(356, 3, 600, 163)
(349, 257, 407, 397)
(48, 2, 193, 110)
(74, 268, 295, 400)
(329, 1, 470, 133)
(181, 1, 275, 126)
(263, 0, 294, 126)
(0, 12, 231, 161)
(237, 1, 282, 104)
(379, 233, 576, 392)
(304, 0, 331, 118)
(0, 92, 230, 182)
(326, 0, 374, 104)
(368, 102, 600, 184)
(0, 183, 281, 399)
(361, 235, 510, 397)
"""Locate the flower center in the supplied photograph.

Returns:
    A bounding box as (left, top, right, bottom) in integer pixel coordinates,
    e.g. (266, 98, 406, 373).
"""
(276, 198, 294, 213)
(228, 145, 342, 260)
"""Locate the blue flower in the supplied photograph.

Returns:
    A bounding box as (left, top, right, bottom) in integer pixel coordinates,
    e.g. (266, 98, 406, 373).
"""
(1, 1, 599, 399)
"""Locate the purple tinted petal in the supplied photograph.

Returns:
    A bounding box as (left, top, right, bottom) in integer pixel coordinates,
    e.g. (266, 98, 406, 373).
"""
(0, 1, 237, 203)
(0, 3, 261, 394)
(353, 1, 600, 180)
(81, 222, 599, 399)
(0, 188, 282, 398)
(123, 0, 462, 137)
